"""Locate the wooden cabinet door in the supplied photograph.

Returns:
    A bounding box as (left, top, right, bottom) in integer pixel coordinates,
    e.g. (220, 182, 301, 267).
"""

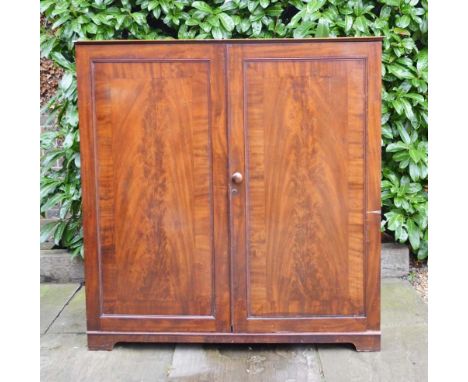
(76, 43, 230, 333)
(227, 42, 381, 333)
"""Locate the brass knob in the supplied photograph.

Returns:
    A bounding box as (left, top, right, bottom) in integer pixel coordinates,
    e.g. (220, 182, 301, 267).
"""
(231, 172, 243, 184)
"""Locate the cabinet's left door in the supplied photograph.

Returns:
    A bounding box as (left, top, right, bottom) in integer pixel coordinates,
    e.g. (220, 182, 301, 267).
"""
(76, 43, 230, 333)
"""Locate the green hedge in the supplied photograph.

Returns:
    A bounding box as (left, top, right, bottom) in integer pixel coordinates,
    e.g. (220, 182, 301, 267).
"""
(40, 0, 428, 259)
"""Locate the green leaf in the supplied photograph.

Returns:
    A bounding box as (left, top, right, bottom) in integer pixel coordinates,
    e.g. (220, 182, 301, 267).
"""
(392, 98, 404, 114)
(200, 21, 212, 33)
(408, 183, 422, 193)
(382, 0, 400, 6)
(396, 15, 411, 28)
(211, 26, 223, 39)
(354, 16, 368, 33)
(74, 153, 81, 168)
(398, 125, 411, 144)
(260, 0, 269, 9)
(344, 15, 353, 33)
(41, 150, 63, 170)
(315, 19, 329, 37)
(288, 9, 305, 28)
(388, 64, 414, 79)
(409, 162, 420, 181)
(401, 38, 415, 50)
(219, 13, 234, 32)
(40, 36, 57, 58)
(114, 14, 127, 29)
(417, 244, 428, 260)
(40, 221, 60, 243)
(41, 192, 64, 212)
(207, 15, 220, 27)
(148, 1, 159, 11)
(239, 19, 250, 33)
(86, 23, 98, 34)
(374, 18, 387, 29)
(385, 211, 404, 231)
(306, 0, 326, 14)
(394, 27, 411, 36)
(417, 49, 428, 72)
(186, 17, 200, 26)
(403, 93, 425, 104)
(247, 0, 258, 13)
(395, 226, 408, 242)
(252, 21, 262, 36)
(52, 15, 70, 29)
(266, 4, 283, 17)
(293, 21, 313, 38)
(54, 221, 67, 244)
(51, 52, 74, 71)
(400, 98, 416, 121)
(62, 132, 74, 148)
(386, 142, 408, 152)
(132, 12, 146, 26)
(192, 1, 212, 14)
(380, 5, 392, 18)
(40, 0, 55, 13)
(381, 113, 390, 125)
(382, 125, 393, 139)
(40, 181, 59, 199)
(407, 219, 420, 250)
(409, 147, 421, 163)
(220, 1, 237, 11)
(59, 72, 73, 91)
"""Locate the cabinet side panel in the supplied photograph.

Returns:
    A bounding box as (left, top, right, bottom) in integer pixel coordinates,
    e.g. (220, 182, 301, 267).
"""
(365, 42, 382, 331)
(76, 46, 101, 330)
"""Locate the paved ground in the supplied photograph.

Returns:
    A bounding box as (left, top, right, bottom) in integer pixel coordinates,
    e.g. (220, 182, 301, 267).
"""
(40, 279, 427, 381)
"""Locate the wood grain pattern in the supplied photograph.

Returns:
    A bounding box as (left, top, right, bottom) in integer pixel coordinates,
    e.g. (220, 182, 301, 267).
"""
(95, 60, 213, 317)
(76, 39, 381, 350)
(245, 58, 366, 317)
(365, 43, 382, 331)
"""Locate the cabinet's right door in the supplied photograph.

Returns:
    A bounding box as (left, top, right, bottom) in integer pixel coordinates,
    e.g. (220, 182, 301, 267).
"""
(228, 41, 381, 334)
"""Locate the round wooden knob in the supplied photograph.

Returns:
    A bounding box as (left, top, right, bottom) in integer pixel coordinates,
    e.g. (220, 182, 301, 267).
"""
(231, 172, 243, 184)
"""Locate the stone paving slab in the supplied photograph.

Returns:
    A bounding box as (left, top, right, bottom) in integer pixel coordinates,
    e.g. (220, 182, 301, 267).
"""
(167, 344, 324, 381)
(318, 324, 427, 382)
(41, 279, 427, 381)
(318, 279, 428, 382)
(41, 334, 174, 382)
(381, 278, 428, 328)
(49, 286, 86, 334)
(40, 283, 80, 335)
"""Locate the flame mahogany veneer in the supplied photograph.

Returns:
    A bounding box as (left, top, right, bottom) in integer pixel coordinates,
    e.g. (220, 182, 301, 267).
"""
(76, 38, 382, 351)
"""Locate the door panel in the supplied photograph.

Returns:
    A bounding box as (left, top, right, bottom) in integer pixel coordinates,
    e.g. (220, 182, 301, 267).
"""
(96, 61, 214, 316)
(77, 44, 229, 332)
(246, 59, 365, 317)
(227, 43, 381, 332)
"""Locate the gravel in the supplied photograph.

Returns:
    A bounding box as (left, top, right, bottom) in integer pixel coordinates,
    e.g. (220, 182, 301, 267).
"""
(406, 263, 428, 304)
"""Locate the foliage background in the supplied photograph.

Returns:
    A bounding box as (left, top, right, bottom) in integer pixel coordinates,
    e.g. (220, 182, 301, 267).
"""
(40, 0, 428, 259)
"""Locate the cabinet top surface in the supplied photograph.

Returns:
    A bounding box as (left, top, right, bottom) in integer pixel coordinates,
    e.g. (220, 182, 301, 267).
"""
(75, 37, 383, 46)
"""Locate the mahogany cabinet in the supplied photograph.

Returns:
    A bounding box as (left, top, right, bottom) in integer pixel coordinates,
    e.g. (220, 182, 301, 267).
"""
(76, 38, 382, 351)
